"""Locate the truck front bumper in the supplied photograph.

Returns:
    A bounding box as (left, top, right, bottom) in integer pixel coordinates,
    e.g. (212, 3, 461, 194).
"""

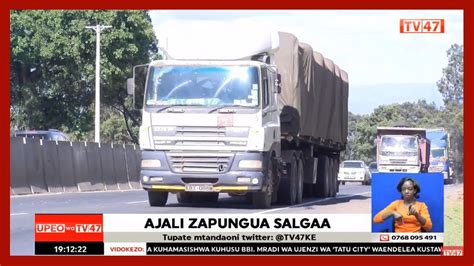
(140, 151, 265, 193)
(378, 164, 420, 173)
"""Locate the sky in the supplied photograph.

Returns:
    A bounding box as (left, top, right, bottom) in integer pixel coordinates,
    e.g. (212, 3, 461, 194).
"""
(149, 10, 463, 115)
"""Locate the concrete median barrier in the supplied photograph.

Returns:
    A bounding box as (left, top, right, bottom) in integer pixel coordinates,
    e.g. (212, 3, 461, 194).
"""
(125, 144, 141, 189)
(85, 142, 105, 191)
(113, 144, 131, 190)
(25, 138, 48, 194)
(42, 140, 63, 193)
(72, 142, 93, 192)
(10, 137, 143, 195)
(100, 143, 119, 191)
(57, 141, 78, 193)
(10, 137, 31, 195)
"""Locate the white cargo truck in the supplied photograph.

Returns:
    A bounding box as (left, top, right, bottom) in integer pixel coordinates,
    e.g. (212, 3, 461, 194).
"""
(127, 31, 349, 208)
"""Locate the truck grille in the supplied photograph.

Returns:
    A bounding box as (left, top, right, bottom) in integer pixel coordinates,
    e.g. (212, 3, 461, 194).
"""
(153, 126, 248, 147)
(167, 152, 234, 173)
(176, 127, 226, 137)
(176, 140, 225, 146)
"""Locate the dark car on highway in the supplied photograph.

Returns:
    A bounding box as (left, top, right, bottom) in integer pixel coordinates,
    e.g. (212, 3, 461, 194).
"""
(14, 129, 70, 141)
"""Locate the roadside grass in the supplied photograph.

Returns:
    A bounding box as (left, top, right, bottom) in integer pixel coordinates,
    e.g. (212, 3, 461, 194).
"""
(444, 196, 463, 246)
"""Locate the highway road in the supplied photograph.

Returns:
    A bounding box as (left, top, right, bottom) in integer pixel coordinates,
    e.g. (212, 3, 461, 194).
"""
(10, 183, 371, 255)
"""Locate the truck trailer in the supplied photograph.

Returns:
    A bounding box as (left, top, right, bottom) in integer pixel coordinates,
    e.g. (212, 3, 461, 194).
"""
(127, 31, 349, 208)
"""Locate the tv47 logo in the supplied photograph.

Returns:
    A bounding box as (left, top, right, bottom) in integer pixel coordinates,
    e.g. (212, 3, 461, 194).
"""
(441, 246, 463, 256)
(400, 19, 444, 33)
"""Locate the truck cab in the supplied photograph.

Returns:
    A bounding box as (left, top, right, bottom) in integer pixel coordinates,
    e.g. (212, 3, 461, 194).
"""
(376, 127, 430, 173)
(127, 31, 348, 209)
(129, 58, 282, 208)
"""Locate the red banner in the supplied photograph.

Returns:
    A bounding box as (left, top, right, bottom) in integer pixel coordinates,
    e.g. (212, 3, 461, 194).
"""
(35, 214, 103, 242)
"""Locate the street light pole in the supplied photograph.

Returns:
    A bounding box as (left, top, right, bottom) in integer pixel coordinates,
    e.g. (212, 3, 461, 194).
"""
(86, 25, 112, 143)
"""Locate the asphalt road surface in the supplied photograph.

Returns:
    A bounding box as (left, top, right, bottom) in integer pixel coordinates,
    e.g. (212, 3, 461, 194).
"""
(10, 183, 371, 255)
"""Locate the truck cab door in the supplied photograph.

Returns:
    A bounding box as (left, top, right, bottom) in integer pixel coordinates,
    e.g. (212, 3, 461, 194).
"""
(262, 67, 280, 150)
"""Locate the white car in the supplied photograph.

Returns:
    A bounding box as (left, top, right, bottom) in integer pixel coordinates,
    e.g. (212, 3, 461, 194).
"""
(338, 160, 371, 185)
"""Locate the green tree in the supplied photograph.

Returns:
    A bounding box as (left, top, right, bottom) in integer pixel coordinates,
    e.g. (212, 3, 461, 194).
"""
(10, 10, 158, 142)
(437, 44, 464, 181)
(342, 112, 362, 161)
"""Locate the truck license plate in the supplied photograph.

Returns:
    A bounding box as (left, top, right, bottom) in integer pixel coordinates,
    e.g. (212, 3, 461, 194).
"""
(185, 184, 214, 192)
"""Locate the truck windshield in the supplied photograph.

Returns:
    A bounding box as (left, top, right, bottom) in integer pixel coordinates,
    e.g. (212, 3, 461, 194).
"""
(381, 136, 418, 151)
(431, 148, 445, 158)
(145, 65, 260, 107)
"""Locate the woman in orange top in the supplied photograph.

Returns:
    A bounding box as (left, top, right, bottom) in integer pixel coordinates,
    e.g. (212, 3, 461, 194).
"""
(373, 177, 432, 233)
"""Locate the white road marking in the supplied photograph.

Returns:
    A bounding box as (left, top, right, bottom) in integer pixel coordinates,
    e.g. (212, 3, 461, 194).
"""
(10, 212, 28, 216)
(254, 191, 372, 214)
(10, 189, 143, 198)
(125, 200, 148, 204)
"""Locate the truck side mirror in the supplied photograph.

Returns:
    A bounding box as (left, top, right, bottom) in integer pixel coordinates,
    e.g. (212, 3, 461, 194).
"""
(127, 78, 135, 95)
(129, 64, 149, 110)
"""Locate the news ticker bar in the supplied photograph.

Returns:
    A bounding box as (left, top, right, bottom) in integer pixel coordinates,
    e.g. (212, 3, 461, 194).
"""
(35, 242, 444, 255)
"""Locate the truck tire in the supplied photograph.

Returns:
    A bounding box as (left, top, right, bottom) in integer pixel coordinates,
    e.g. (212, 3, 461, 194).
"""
(253, 156, 275, 209)
(277, 153, 298, 205)
(148, 191, 168, 207)
(296, 156, 304, 203)
(315, 155, 330, 197)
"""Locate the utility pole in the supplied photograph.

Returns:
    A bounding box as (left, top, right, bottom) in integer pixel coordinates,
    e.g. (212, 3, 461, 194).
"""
(86, 25, 112, 143)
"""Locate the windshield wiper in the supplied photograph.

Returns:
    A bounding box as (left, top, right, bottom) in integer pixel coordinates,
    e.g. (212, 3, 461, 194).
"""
(154, 104, 205, 113)
(208, 105, 243, 114)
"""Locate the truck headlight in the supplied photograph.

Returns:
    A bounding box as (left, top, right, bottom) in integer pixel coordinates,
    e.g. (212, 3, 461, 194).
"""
(239, 160, 262, 169)
(141, 159, 162, 168)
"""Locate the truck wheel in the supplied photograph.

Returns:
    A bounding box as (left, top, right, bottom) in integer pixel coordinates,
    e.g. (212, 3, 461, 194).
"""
(148, 191, 168, 207)
(296, 156, 304, 204)
(315, 156, 329, 197)
(277, 153, 298, 205)
(253, 156, 275, 209)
